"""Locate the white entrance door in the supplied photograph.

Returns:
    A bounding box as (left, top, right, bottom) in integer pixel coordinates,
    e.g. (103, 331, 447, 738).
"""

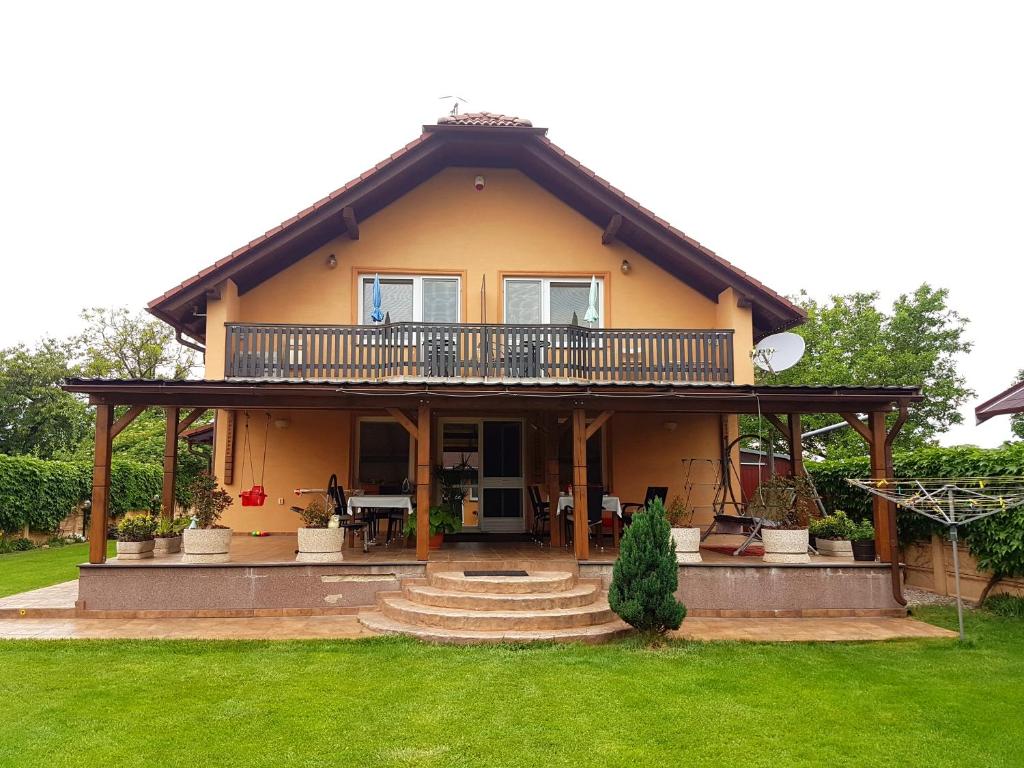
(479, 420, 525, 533)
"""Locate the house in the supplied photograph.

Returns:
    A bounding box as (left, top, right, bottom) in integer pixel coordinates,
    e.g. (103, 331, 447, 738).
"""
(64, 114, 921, 632)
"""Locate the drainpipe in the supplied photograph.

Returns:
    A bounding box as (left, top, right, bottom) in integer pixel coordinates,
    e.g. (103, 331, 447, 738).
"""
(176, 330, 206, 357)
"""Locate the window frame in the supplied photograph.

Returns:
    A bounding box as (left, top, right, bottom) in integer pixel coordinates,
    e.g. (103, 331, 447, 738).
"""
(502, 276, 605, 327)
(357, 273, 462, 324)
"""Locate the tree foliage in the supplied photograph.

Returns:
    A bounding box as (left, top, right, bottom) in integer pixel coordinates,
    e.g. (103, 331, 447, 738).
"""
(0, 340, 91, 459)
(78, 307, 197, 380)
(743, 283, 973, 459)
(608, 498, 686, 635)
(1010, 370, 1024, 442)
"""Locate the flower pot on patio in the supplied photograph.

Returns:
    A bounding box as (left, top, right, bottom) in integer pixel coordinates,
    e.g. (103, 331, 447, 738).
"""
(852, 539, 877, 562)
(182, 528, 233, 563)
(116, 539, 155, 560)
(429, 532, 444, 550)
(761, 528, 811, 564)
(296, 527, 344, 562)
(670, 527, 702, 563)
(153, 535, 182, 556)
(814, 537, 853, 558)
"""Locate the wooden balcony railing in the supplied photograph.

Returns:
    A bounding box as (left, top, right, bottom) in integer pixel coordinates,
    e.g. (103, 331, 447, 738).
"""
(224, 323, 734, 383)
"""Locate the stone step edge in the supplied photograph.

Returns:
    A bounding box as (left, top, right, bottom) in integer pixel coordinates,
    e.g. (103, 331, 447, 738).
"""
(358, 610, 631, 645)
(403, 583, 599, 610)
(428, 570, 577, 594)
(380, 597, 615, 630)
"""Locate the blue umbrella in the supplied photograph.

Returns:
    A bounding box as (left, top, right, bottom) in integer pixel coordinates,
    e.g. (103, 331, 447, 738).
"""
(370, 273, 384, 323)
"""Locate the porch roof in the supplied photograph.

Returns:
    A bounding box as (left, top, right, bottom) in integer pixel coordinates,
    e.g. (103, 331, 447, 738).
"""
(63, 377, 921, 414)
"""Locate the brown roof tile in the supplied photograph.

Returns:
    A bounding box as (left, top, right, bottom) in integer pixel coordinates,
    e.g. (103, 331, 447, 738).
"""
(436, 112, 534, 128)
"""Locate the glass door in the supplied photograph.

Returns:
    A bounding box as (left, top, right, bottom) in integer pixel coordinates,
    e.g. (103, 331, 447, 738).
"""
(480, 420, 524, 533)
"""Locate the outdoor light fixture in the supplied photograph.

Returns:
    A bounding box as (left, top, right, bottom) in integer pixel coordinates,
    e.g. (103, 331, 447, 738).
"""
(474, 175, 485, 191)
(326, 254, 338, 269)
(273, 418, 290, 430)
(620, 259, 632, 274)
(663, 421, 678, 432)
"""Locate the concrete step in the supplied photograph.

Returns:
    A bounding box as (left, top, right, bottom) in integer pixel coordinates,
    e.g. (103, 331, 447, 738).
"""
(404, 583, 599, 611)
(429, 570, 576, 594)
(358, 610, 631, 645)
(379, 596, 616, 631)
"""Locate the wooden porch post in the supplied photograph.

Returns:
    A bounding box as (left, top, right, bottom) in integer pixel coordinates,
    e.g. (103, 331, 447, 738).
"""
(161, 407, 180, 521)
(89, 404, 114, 564)
(572, 408, 589, 560)
(868, 411, 894, 563)
(415, 404, 432, 561)
(545, 414, 562, 547)
(787, 414, 804, 477)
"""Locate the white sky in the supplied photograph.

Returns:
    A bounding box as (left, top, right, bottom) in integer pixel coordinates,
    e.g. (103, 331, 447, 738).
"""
(1, 1, 1020, 446)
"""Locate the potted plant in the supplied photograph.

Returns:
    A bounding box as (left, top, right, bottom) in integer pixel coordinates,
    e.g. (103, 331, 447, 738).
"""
(115, 514, 158, 560)
(809, 509, 855, 558)
(850, 519, 877, 561)
(294, 497, 344, 562)
(664, 495, 702, 563)
(748, 475, 818, 564)
(153, 514, 188, 555)
(182, 471, 234, 563)
(404, 504, 462, 550)
(435, 456, 475, 522)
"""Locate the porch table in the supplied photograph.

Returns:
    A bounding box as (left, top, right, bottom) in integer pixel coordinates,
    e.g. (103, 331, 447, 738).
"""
(555, 494, 623, 546)
(346, 495, 414, 548)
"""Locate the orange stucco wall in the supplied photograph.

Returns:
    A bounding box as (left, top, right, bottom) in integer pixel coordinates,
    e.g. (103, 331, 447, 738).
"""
(202, 167, 758, 532)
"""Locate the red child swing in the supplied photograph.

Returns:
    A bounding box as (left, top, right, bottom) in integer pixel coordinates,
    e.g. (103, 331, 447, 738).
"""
(239, 411, 270, 507)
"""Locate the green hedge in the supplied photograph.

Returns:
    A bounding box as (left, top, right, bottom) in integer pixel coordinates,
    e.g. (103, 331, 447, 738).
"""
(0, 454, 162, 533)
(809, 443, 1024, 544)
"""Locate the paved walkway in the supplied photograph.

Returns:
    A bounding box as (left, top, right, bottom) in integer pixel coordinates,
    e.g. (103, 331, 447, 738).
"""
(0, 614, 954, 642)
(0, 580, 77, 612)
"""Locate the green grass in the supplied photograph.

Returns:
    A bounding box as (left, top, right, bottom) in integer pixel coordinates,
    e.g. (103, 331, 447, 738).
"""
(0, 541, 114, 597)
(1, 605, 1021, 767)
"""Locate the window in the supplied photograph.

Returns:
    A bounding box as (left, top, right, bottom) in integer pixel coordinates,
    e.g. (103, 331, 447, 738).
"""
(503, 277, 603, 326)
(357, 420, 411, 487)
(359, 275, 460, 324)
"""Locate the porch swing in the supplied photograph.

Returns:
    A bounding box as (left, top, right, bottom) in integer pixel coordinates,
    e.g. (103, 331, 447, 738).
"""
(239, 411, 271, 507)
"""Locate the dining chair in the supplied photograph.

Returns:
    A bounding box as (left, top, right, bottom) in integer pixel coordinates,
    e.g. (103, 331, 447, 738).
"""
(527, 484, 550, 540)
(621, 486, 669, 528)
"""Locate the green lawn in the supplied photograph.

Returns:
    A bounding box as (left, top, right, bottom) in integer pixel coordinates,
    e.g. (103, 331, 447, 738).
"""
(0, 541, 114, 597)
(1, 606, 1021, 767)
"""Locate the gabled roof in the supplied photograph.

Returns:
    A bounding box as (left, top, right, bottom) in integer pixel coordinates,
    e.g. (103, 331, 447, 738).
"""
(975, 379, 1024, 424)
(149, 113, 806, 341)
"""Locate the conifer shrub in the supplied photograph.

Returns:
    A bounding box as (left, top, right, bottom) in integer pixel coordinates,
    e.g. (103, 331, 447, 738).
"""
(608, 497, 686, 635)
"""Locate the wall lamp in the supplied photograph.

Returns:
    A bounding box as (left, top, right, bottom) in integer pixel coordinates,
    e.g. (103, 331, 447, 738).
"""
(620, 259, 632, 275)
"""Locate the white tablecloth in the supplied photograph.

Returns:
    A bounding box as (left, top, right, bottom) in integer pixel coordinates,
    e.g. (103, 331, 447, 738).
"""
(556, 494, 622, 518)
(346, 495, 414, 515)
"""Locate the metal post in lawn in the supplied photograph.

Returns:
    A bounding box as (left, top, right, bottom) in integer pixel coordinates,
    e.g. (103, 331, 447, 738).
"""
(948, 524, 965, 641)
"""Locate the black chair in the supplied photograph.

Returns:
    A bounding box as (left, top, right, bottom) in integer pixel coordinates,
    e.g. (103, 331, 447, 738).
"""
(378, 482, 408, 544)
(565, 485, 607, 549)
(621, 486, 668, 528)
(527, 484, 550, 540)
(327, 474, 366, 548)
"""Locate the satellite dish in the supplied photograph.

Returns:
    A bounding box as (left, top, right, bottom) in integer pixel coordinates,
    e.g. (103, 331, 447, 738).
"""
(753, 332, 805, 373)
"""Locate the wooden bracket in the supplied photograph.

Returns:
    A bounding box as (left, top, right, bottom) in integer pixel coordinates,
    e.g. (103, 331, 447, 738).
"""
(763, 413, 788, 437)
(386, 407, 419, 441)
(111, 405, 147, 439)
(601, 213, 623, 245)
(176, 407, 209, 436)
(342, 207, 359, 240)
(885, 401, 910, 449)
(839, 413, 873, 444)
(585, 410, 614, 439)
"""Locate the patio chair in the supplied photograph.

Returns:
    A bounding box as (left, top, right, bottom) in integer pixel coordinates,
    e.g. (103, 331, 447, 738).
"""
(327, 474, 368, 548)
(527, 484, 550, 540)
(378, 482, 408, 544)
(565, 485, 607, 550)
(620, 486, 668, 528)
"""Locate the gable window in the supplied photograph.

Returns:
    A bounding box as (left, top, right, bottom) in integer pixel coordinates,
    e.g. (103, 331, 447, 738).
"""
(359, 275, 460, 324)
(504, 277, 603, 326)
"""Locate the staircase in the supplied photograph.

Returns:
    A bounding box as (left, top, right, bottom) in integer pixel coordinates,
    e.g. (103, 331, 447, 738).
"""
(358, 570, 630, 644)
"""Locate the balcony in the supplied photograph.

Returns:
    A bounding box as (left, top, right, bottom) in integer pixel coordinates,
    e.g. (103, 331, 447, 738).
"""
(224, 323, 735, 383)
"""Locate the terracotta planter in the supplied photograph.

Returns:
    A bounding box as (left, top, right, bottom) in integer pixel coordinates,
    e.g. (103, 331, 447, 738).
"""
(429, 533, 444, 550)
(182, 528, 233, 563)
(296, 527, 344, 562)
(670, 527, 702, 563)
(116, 539, 154, 560)
(815, 538, 853, 558)
(852, 539, 877, 562)
(153, 535, 182, 555)
(762, 528, 810, 564)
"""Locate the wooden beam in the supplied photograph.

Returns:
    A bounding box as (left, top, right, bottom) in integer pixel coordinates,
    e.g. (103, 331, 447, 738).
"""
(601, 213, 623, 245)
(868, 411, 894, 564)
(764, 413, 789, 437)
(839, 412, 873, 444)
(176, 407, 208, 436)
(572, 408, 589, 560)
(585, 410, 614, 440)
(885, 400, 910, 449)
(415, 404, 432, 561)
(110, 405, 147, 439)
(386, 407, 419, 441)
(222, 410, 236, 485)
(545, 413, 562, 547)
(162, 407, 180, 521)
(89, 405, 114, 564)
(788, 414, 805, 477)
(342, 206, 359, 240)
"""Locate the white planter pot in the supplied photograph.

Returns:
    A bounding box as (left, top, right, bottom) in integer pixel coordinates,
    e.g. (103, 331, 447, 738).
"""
(153, 535, 182, 555)
(815, 537, 853, 558)
(670, 527, 702, 563)
(762, 528, 811, 564)
(296, 527, 345, 562)
(116, 539, 154, 560)
(182, 528, 233, 563)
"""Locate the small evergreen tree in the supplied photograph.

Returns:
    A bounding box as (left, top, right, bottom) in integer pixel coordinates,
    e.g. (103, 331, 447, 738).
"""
(608, 497, 686, 635)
